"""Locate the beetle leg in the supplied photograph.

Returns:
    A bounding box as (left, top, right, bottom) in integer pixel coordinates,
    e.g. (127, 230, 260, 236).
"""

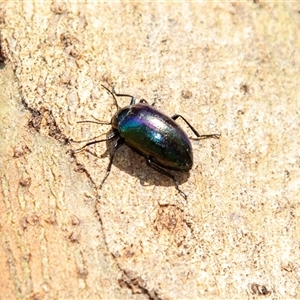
(190, 133, 221, 140)
(146, 157, 187, 200)
(171, 114, 221, 140)
(99, 138, 124, 189)
(139, 99, 157, 106)
(74, 131, 118, 153)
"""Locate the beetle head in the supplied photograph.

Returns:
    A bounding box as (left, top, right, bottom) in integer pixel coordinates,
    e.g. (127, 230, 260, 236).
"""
(111, 106, 131, 130)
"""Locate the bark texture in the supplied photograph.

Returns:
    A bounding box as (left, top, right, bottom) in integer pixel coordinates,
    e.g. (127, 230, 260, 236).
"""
(0, 2, 300, 299)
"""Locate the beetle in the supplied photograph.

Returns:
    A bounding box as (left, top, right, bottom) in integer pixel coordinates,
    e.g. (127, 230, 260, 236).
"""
(76, 85, 220, 199)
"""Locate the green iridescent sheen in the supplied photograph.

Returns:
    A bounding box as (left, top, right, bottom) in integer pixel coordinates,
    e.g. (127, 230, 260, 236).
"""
(115, 103, 193, 170)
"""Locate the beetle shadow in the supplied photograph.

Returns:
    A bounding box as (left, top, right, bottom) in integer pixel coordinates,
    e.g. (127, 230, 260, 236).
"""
(103, 138, 191, 190)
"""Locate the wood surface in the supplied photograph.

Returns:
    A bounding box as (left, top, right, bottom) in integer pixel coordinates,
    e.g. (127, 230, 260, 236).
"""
(0, 2, 300, 299)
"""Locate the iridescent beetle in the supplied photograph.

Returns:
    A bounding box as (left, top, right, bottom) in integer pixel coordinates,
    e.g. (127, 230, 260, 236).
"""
(76, 85, 220, 199)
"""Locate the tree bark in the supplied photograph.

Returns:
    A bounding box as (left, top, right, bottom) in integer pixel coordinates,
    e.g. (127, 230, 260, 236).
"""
(1, 2, 300, 299)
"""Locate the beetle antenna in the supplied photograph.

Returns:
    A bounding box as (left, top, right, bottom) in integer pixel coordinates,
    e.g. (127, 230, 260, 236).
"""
(74, 132, 118, 152)
(101, 84, 120, 110)
(71, 132, 109, 144)
(77, 120, 110, 125)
